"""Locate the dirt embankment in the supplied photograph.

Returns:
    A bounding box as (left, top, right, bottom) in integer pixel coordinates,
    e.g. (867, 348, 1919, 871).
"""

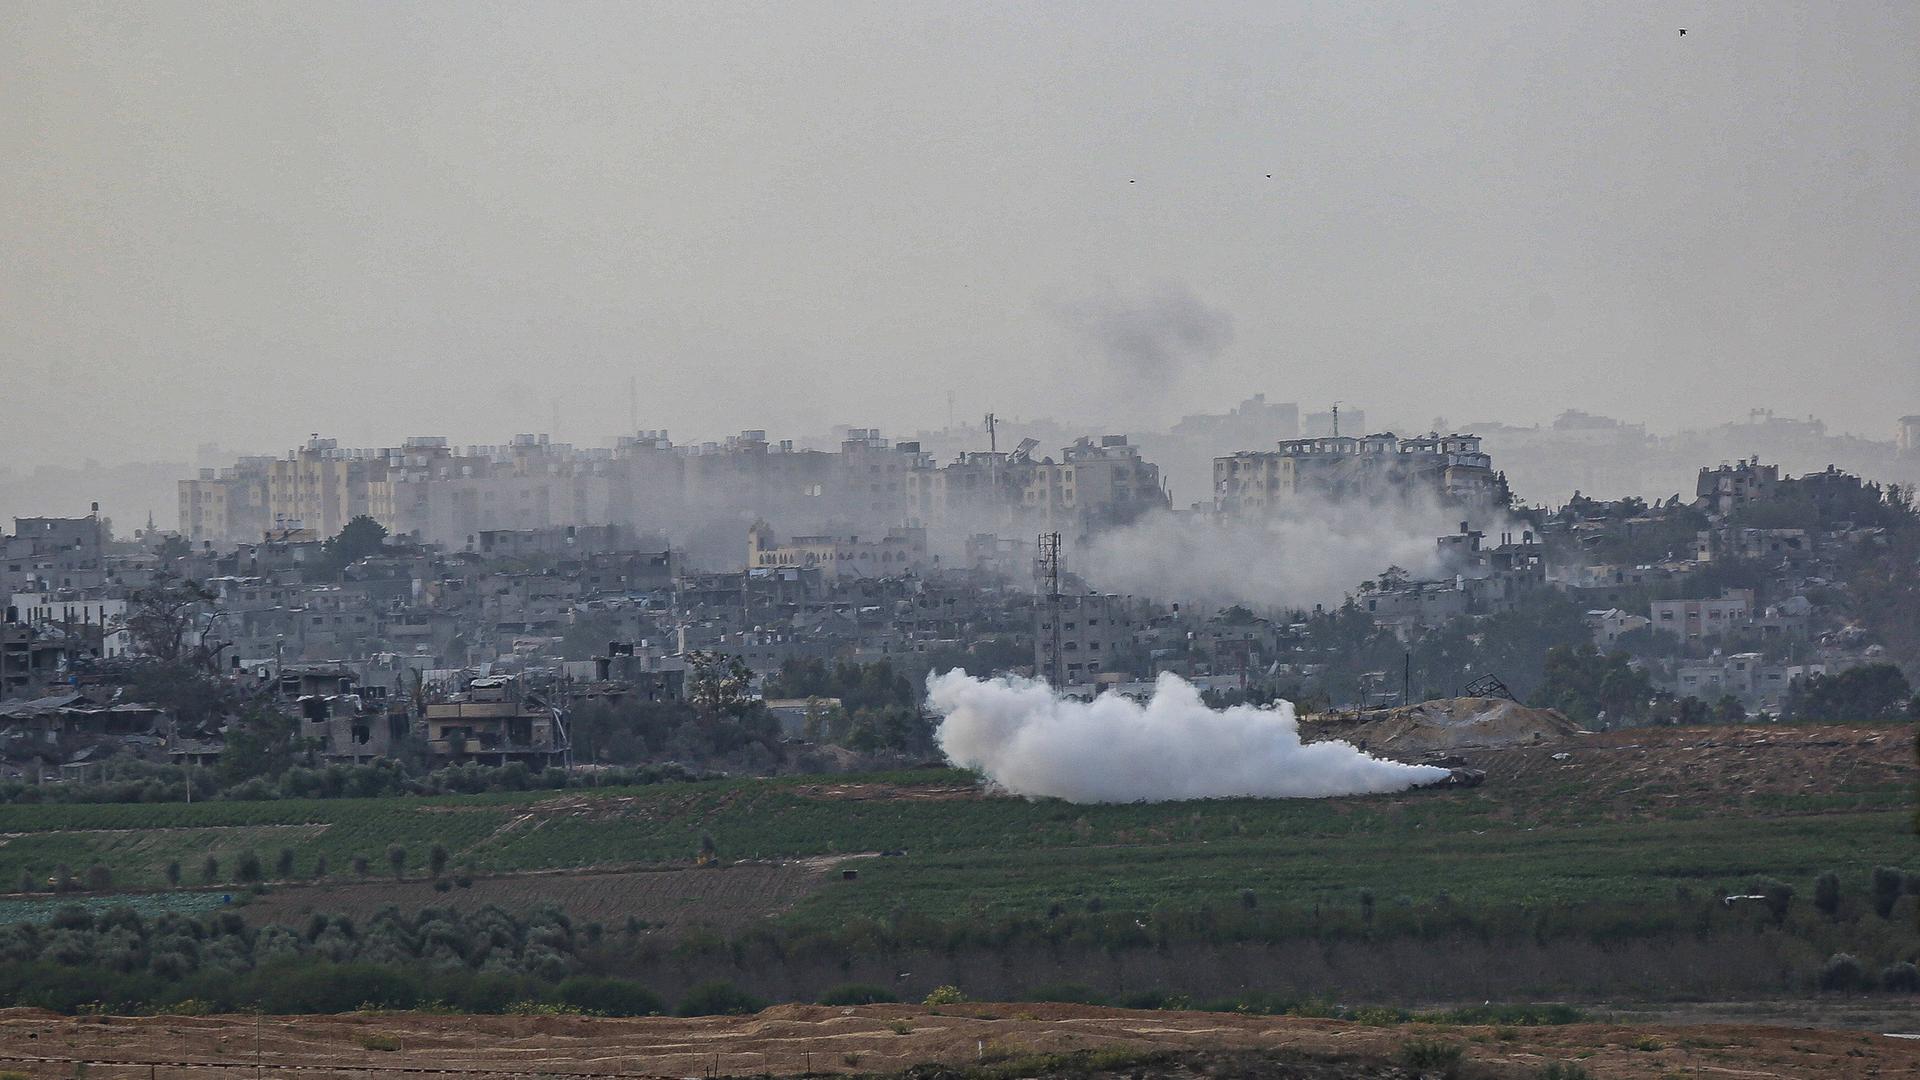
(0, 1003, 1914, 1079)
(1306, 697, 1579, 755)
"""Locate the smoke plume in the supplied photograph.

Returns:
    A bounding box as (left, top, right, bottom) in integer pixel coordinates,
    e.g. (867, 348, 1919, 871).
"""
(1051, 281, 1235, 383)
(1078, 495, 1482, 613)
(928, 670, 1447, 803)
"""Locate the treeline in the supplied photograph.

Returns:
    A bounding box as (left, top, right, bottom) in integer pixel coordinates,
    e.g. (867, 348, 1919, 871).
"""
(6, 866, 1918, 1015)
(759, 658, 936, 755)
(0, 757, 700, 806)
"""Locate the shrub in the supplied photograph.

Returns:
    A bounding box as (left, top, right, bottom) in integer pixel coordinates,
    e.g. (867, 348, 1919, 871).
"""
(818, 984, 897, 1006)
(313, 856, 329, 879)
(1536, 1065, 1593, 1080)
(675, 980, 762, 1017)
(164, 862, 182, 888)
(386, 845, 407, 880)
(351, 855, 370, 877)
(360, 1035, 401, 1052)
(923, 985, 967, 1007)
(202, 855, 220, 884)
(429, 843, 450, 879)
(556, 976, 666, 1017)
(1756, 878, 1793, 924)
(237, 852, 263, 884)
(1813, 872, 1841, 918)
(1819, 953, 1868, 992)
(1872, 867, 1906, 918)
(15, 873, 33, 894)
(1239, 889, 1258, 910)
(432, 879, 452, 893)
(84, 864, 112, 892)
(1881, 962, 1920, 992)
(1399, 1037, 1464, 1074)
(276, 848, 296, 879)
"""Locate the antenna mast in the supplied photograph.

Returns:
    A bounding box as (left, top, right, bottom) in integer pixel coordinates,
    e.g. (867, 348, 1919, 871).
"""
(1038, 531, 1062, 688)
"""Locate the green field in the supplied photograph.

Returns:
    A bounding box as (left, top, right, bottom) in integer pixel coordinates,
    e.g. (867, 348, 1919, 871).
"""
(2, 731, 1915, 936)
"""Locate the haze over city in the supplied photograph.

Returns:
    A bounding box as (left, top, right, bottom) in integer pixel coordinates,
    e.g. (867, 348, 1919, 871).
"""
(5, 2, 1917, 472)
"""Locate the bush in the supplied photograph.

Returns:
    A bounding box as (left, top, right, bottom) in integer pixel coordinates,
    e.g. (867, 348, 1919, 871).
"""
(675, 980, 762, 1017)
(351, 855, 370, 877)
(429, 843, 450, 879)
(164, 862, 182, 888)
(1819, 953, 1868, 992)
(556, 976, 666, 1017)
(1813, 871, 1841, 918)
(1399, 1037, 1464, 1074)
(202, 855, 220, 884)
(1881, 962, 1920, 992)
(276, 848, 296, 879)
(1757, 878, 1793, 924)
(386, 845, 407, 880)
(923, 985, 967, 1007)
(1873, 867, 1906, 918)
(236, 852, 263, 884)
(1536, 1065, 1594, 1080)
(84, 865, 112, 892)
(817, 983, 897, 1006)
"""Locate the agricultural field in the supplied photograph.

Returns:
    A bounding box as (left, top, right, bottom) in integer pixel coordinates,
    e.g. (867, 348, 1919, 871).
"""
(0, 723, 1912, 941)
(236, 861, 847, 930)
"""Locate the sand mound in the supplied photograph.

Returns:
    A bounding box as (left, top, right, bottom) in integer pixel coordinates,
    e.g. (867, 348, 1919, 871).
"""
(1329, 697, 1578, 755)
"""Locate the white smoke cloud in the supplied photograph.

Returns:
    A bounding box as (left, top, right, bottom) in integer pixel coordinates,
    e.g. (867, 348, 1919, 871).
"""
(1079, 496, 1517, 613)
(928, 670, 1447, 803)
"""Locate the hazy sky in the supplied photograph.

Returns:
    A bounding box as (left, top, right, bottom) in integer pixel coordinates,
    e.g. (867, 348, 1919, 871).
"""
(5, 2, 1917, 466)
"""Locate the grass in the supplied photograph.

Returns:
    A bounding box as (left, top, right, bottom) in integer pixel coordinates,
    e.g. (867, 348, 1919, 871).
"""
(1, 757, 1912, 942)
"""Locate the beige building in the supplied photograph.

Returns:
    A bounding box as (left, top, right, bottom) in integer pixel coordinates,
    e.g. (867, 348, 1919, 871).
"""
(1215, 432, 1499, 515)
(747, 520, 929, 578)
(422, 675, 566, 767)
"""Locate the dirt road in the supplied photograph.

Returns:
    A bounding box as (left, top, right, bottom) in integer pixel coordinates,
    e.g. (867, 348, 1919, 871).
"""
(0, 1002, 1914, 1079)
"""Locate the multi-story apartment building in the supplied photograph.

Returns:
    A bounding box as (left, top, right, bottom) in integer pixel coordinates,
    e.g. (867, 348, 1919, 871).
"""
(1215, 433, 1499, 516)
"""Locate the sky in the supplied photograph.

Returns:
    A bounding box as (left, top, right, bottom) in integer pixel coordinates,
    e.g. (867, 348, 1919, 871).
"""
(4, 1, 1917, 467)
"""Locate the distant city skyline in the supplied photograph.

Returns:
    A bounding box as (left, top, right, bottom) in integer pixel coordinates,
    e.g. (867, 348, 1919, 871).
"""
(6, 4, 1918, 468)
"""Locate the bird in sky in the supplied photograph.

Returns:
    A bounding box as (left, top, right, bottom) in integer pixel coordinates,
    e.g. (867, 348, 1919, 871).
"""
(1678, 28, 1687, 35)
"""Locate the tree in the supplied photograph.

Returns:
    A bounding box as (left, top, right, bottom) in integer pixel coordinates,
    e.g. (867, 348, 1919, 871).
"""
(1872, 867, 1906, 919)
(1782, 664, 1913, 723)
(428, 842, 449, 879)
(276, 848, 297, 879)
(85, 864, 112, 892)
(1813, 871, 1841, 918)
(1758, 879, 1794, 924)
(1537, 645, 1654, 725)
(323, 515, 389, 575)
(1711, 695, 1747, 724)
(236, 851, 264, 883)
(313, 855, 329, 880)
(218, 705, 299, 787)
(201, 855, 221, 884)
(164, 861, 182, 888)
(126, 574, 216, 664)
(386, 844, 407, 880)
(351, 854, 370, 878)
